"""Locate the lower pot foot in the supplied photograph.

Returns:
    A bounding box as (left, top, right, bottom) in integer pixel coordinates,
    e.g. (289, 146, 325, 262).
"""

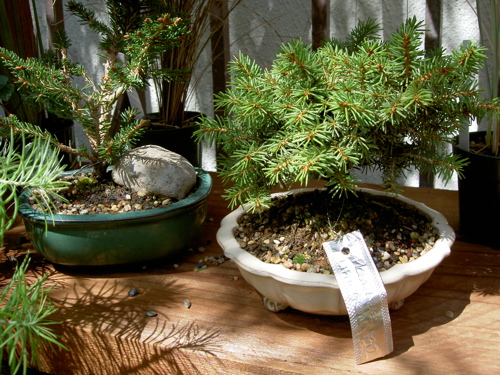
(389, 299, 405, 311)
(262, 297, 288, 312)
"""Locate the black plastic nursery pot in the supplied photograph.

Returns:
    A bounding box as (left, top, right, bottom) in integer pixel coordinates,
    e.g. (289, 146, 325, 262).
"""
(18, 168, 212, 266)
(453, 132, 500, 247)
(136, 111, 202, 167)
(41, 116, 75, 168)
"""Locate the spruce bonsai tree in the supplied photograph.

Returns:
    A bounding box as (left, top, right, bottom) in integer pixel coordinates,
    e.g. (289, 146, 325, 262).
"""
(196, 17, 500, 210)
(0, 0, 189, 180)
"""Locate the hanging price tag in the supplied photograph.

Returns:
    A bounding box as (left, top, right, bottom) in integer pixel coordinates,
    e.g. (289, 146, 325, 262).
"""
(323, 230, 393, 364)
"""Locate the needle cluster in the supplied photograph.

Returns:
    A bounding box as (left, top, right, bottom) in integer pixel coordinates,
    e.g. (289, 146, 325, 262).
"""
(197, 17, 500, 210)
(0, 0, 189, 179)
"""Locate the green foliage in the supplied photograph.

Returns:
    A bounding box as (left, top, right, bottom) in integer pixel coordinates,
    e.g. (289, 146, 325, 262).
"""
(0, 256, 66, 375)
(0, 114, 67, 375)
(292, 254, 306, 265)
(0, 120, 69, 246)
(0, 0, 43, 126)
(196, 17, 500, 210)
(153, 0, 242, 125)
(0, 1, 190, 179)
(0, 75, 14, 102)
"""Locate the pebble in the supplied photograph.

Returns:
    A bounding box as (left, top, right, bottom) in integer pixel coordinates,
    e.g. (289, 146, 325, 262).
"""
(145, 311, 157, 317)
(195, 265, 207, 272)
(445, 310, 454, 318)
(184, 299, 192, 309)
(128, 288, 139, 297)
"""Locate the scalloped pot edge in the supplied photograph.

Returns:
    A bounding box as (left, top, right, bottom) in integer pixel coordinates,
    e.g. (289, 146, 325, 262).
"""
(216, 187, 455, 315)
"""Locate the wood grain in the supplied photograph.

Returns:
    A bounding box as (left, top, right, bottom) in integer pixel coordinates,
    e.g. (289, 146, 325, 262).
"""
(1, 173, 498, 374)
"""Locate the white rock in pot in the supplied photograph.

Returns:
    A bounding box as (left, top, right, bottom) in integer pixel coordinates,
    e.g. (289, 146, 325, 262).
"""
(112, 145, 196, 200)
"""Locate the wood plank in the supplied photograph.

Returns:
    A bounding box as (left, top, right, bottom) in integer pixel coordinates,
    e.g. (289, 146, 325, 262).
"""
(1, 173, 499, 374)
(312, 0, 329, 50)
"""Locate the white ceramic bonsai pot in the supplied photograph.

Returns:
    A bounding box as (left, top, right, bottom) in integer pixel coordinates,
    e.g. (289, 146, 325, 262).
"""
(217, 188, 455, 315)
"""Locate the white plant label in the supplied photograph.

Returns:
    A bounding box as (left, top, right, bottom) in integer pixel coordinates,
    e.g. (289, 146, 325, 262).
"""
(323, 230, 393, 364)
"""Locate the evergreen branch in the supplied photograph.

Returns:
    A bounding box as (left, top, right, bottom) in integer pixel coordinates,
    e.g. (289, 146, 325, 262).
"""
(196, 16, 500, 207)
(0, 2, 191, 180)
(0, 256, 67, 374)
(0, 115, 93, 162)
(0, 123, 69, 245)
(99, 111, 149, 164)
(66, 1, 113, 38)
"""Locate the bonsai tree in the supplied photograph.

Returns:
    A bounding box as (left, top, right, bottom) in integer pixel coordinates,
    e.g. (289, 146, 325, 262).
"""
(196, 17, 500, 210)
(0, 0, 189, 180)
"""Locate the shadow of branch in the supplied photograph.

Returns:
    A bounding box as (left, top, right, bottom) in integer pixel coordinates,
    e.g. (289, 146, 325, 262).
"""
(41, 279, 223, 374)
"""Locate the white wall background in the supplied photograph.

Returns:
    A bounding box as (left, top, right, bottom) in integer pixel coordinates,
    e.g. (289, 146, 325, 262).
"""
(34, 0, 491, 190)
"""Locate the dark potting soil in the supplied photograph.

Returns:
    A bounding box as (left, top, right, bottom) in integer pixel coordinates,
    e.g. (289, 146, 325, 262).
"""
(469, 133, 498, 156)
(28, 171, 185, 215)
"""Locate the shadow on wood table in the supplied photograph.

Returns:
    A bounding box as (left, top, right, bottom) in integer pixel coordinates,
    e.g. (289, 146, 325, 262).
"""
(1, 175, 499, 374)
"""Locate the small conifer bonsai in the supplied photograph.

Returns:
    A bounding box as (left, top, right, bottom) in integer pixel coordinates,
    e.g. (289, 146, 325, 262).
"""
(196, 17, 500, 210)
(0, 0, 189, 180)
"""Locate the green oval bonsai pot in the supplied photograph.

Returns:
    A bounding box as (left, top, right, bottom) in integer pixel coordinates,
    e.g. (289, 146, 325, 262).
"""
(18, 168, 212, 266)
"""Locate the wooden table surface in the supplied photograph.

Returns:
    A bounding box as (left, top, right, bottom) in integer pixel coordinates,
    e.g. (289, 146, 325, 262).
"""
(1, 173, 499, 375)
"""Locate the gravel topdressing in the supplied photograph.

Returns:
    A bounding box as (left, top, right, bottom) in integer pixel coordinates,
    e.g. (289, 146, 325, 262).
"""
(29, 172, 177, 215)
(234, 189, 439, 273)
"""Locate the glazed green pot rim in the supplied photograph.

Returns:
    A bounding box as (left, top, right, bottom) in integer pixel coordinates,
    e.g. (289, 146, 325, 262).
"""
(19, 167, 212, 223)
